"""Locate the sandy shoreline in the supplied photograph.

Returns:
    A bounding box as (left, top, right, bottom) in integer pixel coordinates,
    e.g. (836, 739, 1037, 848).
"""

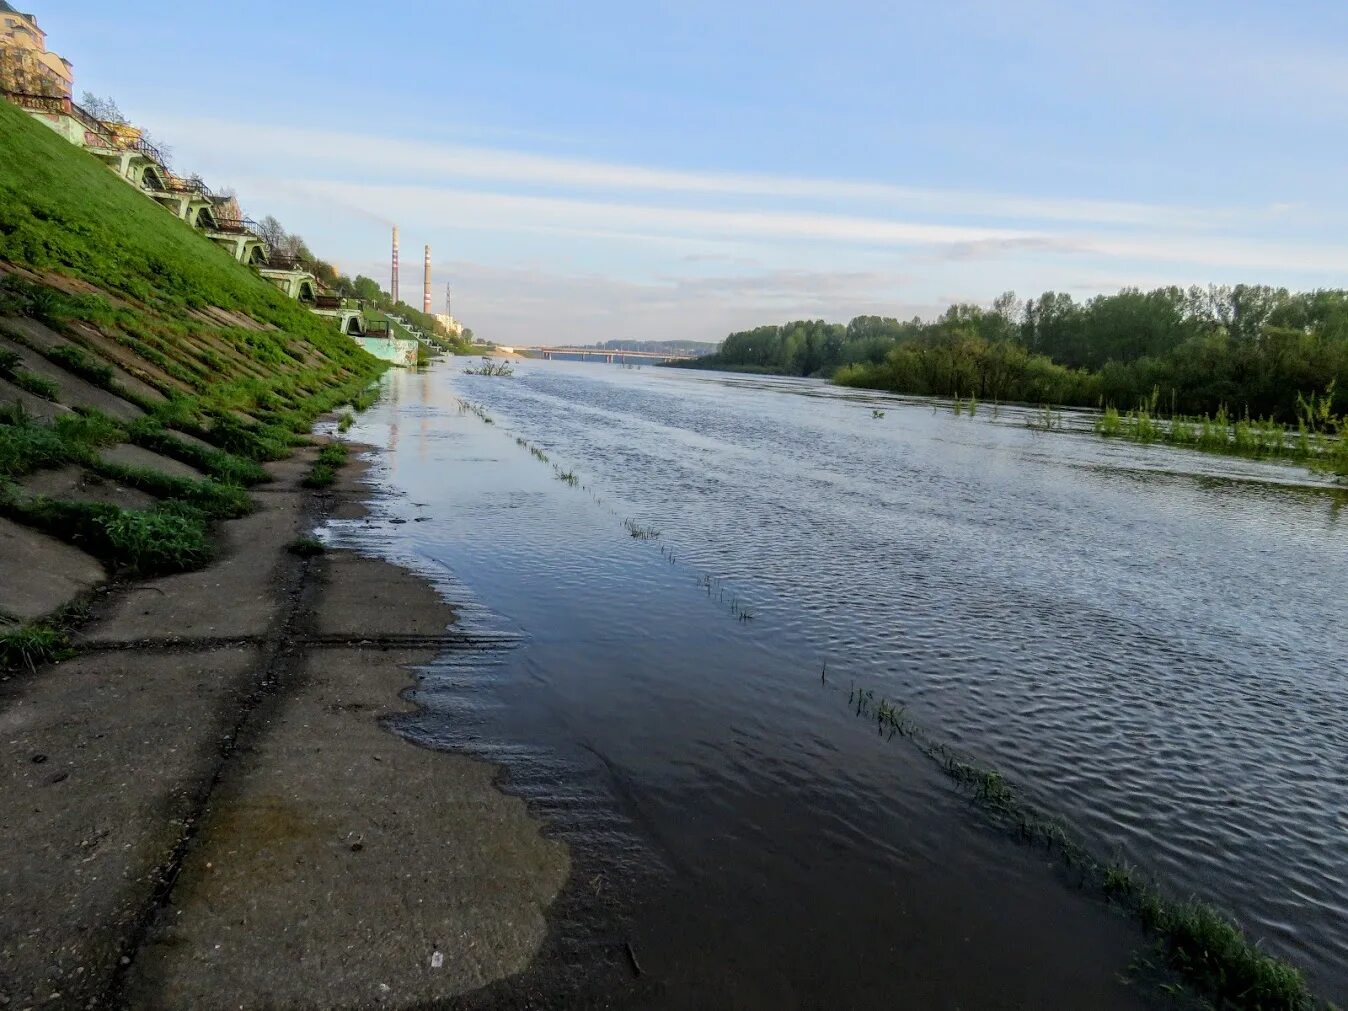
(0, 437, 570, 1009)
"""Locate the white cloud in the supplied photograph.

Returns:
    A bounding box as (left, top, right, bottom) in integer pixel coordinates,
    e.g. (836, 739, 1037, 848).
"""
(155, 116, 1239, 231)
(268, 178, 1348, 275)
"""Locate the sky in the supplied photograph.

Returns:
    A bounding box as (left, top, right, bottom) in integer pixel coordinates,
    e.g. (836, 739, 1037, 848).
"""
(35, 0, 1348, 345)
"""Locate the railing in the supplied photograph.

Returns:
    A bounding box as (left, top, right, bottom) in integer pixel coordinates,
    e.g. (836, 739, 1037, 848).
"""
(68, 102, 117, 145)
(210, 217, 259, 235)
(128, 136, 166, 165)
(364, 321, 390, 336)
(164, 176, 213, 199)
(313, 295, 342, 310)
(1, 90, 67, 115)
(262, 253, 308, 271)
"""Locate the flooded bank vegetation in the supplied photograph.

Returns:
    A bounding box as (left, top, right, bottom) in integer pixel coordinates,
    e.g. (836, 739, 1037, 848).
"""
(462, 358, 515, 377)
(679, 286, 1348, 476)
(1095, 384, 1347, 476)
(841, 678, 1322, 1010)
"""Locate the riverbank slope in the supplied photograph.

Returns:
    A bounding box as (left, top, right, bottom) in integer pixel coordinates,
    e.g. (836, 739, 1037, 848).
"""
(0, 95, 569, 1007)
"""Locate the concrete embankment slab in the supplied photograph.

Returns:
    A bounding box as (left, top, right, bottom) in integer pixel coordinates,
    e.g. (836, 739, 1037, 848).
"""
(2, 441, 571, 1009)
(125, 555, 570, 1009)
(97, 443, 204, 482)
(0, 334, 144, 422)
(0, 377, 72, 421)
(127, 646, 571, 1008)
(0, 646, 260, 1010)
(81, 452, 313, 644)
(0, 516, 105, 622)
(0, 317, 167, 407)
(19, 465, 158, 511)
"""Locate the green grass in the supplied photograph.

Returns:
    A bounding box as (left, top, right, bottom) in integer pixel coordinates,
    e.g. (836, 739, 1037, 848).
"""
(92, 461, 252, 519)
(1096, 385, 1347, 479)
(0, 98, 385, 445)
(351, 386, 380, 412)
(0, 102, 368, 363)
(286, 536, 326, 557)
(0, 622, 70, 673)
(302, 464, 335, 489)
(337, 412, 354, 433)
(1, 496, 214, 576)
(0, 349, 59, 400)
(0, 406, 122, 478)
(302, 443, 348, 490)
(10, 369, 59, 400)
(44, 344, 114, 388)
(624, 519, 661, 540)
(317, 443, 348, 467)
(462, 358, 515, 376)
(1026, 404, 1063, 431)
(0, 406, 69, 475)
(0, 409, 255, 522)
(0, 97, 392, 596)
(126, 418, 269, 485)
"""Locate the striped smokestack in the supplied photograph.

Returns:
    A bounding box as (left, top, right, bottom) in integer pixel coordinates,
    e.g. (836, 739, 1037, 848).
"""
(391, 226, 400, 304)
(423, 245, 432, 314)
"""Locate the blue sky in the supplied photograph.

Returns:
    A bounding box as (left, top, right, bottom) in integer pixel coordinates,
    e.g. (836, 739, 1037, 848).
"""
(36, 0, 1348, 344)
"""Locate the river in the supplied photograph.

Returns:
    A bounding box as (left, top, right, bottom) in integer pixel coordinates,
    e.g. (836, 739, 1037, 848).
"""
(332, 359, 1347, 1006)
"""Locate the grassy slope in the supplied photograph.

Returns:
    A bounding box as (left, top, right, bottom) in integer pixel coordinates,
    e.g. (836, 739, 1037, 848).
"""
(0, 96, 382, 640)
(0, 98, 381, 404)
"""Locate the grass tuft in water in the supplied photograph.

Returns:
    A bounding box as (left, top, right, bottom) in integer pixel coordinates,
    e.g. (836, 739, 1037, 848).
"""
(1095, 384, 1346, 479)
(351, 386, 380, 413)
(1026, 404, 1063, 431)
(839, 676, 1322, 1009)
(462, 358, 514, 377)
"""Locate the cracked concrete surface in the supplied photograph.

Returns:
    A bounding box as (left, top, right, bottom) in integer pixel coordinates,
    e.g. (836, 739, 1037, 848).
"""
(0, 445, 569, 1009)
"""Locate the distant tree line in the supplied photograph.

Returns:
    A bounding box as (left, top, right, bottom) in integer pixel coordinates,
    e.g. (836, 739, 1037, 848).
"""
(594, 339, 718, 354)
(679, 286, 1348, 420)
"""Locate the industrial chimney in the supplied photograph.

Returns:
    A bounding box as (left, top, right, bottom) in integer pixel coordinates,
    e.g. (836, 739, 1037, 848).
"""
(390, 226, 400, 304)
(423, 245, 432, 314)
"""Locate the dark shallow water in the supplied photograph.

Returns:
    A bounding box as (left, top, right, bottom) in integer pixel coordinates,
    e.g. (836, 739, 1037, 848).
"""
(333, 361, 1347, 1005)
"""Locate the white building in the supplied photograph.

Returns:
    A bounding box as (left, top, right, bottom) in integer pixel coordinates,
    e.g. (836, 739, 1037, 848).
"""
(432, 313, 463, 336)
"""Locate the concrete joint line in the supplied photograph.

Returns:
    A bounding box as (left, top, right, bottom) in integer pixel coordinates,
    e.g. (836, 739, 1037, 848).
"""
(98, 530, 323, 1006)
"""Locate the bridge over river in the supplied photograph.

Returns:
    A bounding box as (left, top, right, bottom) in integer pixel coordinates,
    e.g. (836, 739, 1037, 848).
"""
(518, 347, 696, 364)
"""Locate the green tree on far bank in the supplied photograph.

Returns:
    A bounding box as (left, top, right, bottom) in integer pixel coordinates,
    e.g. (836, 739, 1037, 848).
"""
(683, 284, 1348, 422)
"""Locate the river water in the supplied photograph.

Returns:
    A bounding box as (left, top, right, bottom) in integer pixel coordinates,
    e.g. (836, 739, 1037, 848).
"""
(334, 360, 1347, 1006)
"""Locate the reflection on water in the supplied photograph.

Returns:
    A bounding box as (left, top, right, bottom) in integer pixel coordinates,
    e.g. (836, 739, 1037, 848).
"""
(335, 361, 1347, 1005)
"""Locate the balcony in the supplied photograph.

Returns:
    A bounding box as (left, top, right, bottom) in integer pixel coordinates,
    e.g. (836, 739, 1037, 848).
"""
(211, 217, 259, 236)
(122, 134, 166, 166)
(163, 176, 213, 199)
(263, 253, 308, 271)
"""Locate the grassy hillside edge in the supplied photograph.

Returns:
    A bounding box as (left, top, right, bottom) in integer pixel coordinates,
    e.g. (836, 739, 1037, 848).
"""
(0, 97, 385, 657)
